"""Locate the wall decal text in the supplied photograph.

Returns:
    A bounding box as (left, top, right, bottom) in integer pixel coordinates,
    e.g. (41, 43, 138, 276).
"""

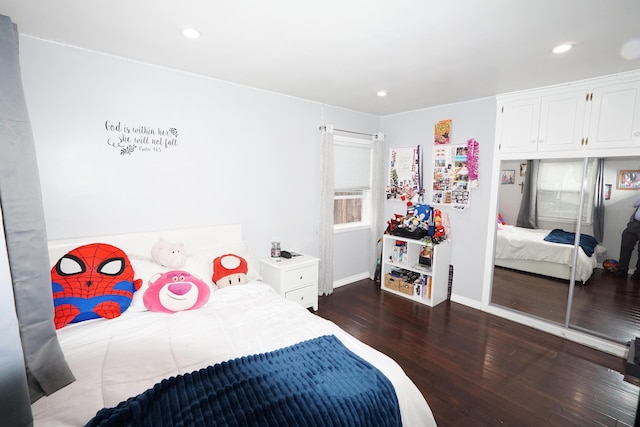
(105, 120, 180, 155)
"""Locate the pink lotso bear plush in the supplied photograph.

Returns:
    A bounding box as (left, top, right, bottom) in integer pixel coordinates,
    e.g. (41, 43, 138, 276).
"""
(143, 270, 210, 313)
(212, 254, 248, 288)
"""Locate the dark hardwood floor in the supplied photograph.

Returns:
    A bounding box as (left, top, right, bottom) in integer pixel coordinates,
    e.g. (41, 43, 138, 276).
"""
(316, 279, 640, 427)
(492, 267, 640, 342)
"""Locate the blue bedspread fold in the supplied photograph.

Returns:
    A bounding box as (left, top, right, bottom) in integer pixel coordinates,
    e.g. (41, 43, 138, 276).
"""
(543, 229, 599, 257)
(85, 334, 401, 427)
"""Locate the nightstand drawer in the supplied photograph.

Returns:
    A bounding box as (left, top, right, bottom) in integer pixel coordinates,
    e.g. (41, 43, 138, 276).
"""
(259, 254, 319, 311)
(285, 284, 316, 309)
(282, 264, 317, 291)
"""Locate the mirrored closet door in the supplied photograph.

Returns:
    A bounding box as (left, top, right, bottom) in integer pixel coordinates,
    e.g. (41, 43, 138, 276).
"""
(567, 156, 640, 343)
(490, 156, 640, 345)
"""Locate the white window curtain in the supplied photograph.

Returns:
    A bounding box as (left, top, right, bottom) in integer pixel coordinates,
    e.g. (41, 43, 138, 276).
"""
(537, 158, 597, 223)
(319, 127, 335, 295)
(319, 126, 384, 294)
(369, 133, 384, 279)
(334, 139, 372, 191)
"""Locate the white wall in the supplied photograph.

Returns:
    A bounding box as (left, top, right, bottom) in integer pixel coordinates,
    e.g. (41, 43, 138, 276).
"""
(381, 98, 497, 305)
(17, 36, 379, 284)
(16, 35, 501, 310)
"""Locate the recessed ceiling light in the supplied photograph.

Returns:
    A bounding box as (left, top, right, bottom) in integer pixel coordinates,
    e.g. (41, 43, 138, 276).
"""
(182, 28, 202, 39)
(552, 43, 573, 54)
(377, 90, 387, 97)
(621, 38, 640, 60)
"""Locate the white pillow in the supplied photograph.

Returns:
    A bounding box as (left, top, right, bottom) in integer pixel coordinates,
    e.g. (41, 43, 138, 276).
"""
(128, 253, 215, 312)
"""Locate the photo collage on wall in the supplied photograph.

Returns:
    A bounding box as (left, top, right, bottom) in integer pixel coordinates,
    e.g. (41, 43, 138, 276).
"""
(431, 144, 470, 209)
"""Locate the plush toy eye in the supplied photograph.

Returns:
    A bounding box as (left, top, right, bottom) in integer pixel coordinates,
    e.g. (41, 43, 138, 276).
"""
(56, 254, 86, 276)
(98, 258, 125, 276)
(172, 276, 179, 282)
(179, 275, 185, 281)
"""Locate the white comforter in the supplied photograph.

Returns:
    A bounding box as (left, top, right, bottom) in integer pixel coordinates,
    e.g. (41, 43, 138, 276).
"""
(32, 282, 436, 427)
(495, 225, 603, 282)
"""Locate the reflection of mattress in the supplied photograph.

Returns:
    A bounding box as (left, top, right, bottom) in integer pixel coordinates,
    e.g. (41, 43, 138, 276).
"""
(495, 225, 605, 283)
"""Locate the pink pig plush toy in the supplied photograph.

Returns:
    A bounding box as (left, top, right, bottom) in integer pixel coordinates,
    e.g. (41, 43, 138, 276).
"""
(151, 238, 186, 269)
(212, 254, 248, 288)
(143, 270, 210, 313)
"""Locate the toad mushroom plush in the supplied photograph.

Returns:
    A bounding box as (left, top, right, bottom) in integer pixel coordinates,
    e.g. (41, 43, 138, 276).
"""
(212, 254, 248, 288)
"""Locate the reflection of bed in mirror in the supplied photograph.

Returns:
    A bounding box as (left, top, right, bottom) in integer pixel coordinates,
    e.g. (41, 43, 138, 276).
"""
(495, 225, 606, 283)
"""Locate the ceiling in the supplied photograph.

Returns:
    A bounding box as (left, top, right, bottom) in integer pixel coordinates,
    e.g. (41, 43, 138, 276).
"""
(2, 0, 640, 116)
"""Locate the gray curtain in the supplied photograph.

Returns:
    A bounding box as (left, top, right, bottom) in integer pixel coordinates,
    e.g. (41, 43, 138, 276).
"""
(0, 13, 75, 410)
(592, 158, 605, 242)
(516, 159, 538, 229)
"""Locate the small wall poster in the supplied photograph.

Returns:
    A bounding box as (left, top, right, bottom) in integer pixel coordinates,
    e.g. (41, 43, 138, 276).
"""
(435, 120, 451, 145)
(501, 170, 515, 184)
(387, 146, 421, 200)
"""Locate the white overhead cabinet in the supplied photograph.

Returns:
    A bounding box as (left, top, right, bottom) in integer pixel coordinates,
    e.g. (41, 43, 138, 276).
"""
(586, 80, 640, 152)
(497, 71, 640, 159)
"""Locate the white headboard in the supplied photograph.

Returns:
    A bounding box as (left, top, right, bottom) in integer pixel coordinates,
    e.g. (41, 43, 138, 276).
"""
(47, 224, 243, 267)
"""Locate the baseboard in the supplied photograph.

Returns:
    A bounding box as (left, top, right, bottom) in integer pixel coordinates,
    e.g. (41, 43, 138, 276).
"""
(333, 272, 370, 289)
(484, 305, 628, 358)
(450, 293, 482, 309)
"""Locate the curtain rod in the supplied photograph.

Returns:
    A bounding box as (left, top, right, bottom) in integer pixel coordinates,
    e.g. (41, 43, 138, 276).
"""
(318, 125, 375, 137)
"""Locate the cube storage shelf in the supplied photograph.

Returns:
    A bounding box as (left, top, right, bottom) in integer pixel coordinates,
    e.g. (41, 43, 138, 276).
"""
(381, 234, 451, 307)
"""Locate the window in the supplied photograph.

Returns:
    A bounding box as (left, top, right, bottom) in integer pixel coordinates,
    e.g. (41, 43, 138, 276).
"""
(334, 191, 364, 224)
(333, 136, 373, 229)
(536, 159, 597, 223)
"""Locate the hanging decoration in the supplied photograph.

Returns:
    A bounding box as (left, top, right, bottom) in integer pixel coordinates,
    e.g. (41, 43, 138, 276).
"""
(466, 138, 479, 188)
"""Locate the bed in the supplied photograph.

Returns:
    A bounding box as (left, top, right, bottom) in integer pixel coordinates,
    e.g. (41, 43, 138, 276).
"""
(494, 225, 605, 283)
(31, 224, 436, 426)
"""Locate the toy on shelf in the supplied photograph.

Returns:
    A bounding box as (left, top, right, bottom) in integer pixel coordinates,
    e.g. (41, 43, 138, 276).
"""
(385, 202, 449, 244)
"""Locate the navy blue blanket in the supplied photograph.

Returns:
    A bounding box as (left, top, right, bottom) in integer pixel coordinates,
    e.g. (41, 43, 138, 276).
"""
(543, 229, 599, 257)
(85, 335, 401, 427)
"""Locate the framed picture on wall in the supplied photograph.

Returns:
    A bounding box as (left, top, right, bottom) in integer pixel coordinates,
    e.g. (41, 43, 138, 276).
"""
(500, 170, 515, 185)
(618, 170, 640, 190)
(604, 184, 612, 200)
(519, 163, 527, 176)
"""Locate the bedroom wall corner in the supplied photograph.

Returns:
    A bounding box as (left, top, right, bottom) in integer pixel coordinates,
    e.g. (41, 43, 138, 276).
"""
(380, 97, 498, 306)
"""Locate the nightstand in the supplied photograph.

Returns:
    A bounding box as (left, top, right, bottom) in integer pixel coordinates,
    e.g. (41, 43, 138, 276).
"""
(259, 255, 319, 311)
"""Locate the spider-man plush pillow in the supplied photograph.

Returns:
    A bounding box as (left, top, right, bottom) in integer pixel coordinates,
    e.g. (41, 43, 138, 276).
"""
(51, 243, 142, 329)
